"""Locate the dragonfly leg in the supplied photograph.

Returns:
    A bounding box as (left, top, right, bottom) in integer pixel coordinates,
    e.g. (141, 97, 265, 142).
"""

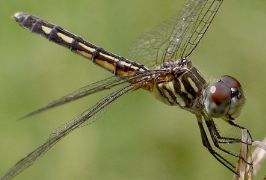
(196, 117, 238, 175)
(227, 121, 253, 143)
(205, 119, 252, 165)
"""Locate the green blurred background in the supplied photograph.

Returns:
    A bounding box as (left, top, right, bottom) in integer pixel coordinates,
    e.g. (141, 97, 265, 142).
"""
(1, 0, 266, 179)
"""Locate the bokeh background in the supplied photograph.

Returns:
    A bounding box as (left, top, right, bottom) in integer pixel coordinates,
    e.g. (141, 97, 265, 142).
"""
(1, 0, 266, 179)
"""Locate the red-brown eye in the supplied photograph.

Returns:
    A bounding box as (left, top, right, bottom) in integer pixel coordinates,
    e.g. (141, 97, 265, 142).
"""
(210, 82, 231, 105)
(203, 75, 245, 120)
(203, 82, 231, 118)
(220, 75, 241, 89)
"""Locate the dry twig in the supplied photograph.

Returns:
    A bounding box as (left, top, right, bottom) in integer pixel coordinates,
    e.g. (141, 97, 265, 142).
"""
(234, 130, 266, 180)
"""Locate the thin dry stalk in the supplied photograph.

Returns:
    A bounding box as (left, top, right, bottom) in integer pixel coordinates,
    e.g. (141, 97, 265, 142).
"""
(233, 130, 266, 180)
(234, 129, 253, 180)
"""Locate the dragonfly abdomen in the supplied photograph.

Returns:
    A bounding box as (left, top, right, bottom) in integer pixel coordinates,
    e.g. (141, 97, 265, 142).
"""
(14, 12, 148, 77)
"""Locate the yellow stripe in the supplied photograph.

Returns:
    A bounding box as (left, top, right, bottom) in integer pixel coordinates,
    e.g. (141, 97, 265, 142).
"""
(79, 42, 95, 53)
(99, 52, 119, 62)
(94, 59, 115, 72)
(187, 77, 199, 92)
(57, 32, 74, 43)
(166, 82, 186, 107)
(77, 50, 92, 59)
(41, 26, 52, 34)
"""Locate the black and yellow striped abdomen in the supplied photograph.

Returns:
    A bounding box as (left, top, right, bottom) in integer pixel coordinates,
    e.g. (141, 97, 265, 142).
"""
(14, 12, 147, 77)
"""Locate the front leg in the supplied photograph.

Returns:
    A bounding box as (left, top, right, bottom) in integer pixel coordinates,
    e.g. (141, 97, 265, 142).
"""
(205, 119, 252, 165)
(228, 121, 253, 144)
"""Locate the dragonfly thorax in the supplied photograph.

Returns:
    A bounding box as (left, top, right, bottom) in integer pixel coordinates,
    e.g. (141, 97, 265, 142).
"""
(203, 75, 245, 121)
(151, 59, 206, 110)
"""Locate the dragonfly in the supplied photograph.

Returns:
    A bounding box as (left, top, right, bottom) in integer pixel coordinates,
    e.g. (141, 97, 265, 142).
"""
(1, 0, 253, 179)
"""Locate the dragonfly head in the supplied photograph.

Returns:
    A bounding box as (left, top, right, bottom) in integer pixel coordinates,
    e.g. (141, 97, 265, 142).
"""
(203, 75, 245, 121)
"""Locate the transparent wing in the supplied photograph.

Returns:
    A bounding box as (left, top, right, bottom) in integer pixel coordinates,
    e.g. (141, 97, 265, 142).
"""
(179, 0, 223, 58)
(129, 17, 178, 67)
(0, 84, 137, 180)
(19, 70, 161, 119)
(2, 68, 169, 179)
(19, 76, 127, 119)
(129, 0, 223, 67)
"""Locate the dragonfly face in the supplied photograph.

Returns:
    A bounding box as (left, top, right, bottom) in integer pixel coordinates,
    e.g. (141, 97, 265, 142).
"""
(203, 75, 245, 120)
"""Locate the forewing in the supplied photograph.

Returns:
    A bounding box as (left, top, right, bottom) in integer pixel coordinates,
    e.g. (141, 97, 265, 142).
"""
(19, 76, 127, 119)
(179, 0, 223, 58)
(129, 16, 178, 67)
(19, 69, 160, 119)
(129, 0, 223, 66)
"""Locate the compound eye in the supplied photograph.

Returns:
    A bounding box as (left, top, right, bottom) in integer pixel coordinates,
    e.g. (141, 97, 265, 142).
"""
(210, 82, 231, 105)
(220, 75, 241, 89)
(204, 81, 231, 117)
(221, 75, 243, 100)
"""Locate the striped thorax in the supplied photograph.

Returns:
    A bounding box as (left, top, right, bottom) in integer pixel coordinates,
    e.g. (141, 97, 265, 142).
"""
(151, 59, 206, 111)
